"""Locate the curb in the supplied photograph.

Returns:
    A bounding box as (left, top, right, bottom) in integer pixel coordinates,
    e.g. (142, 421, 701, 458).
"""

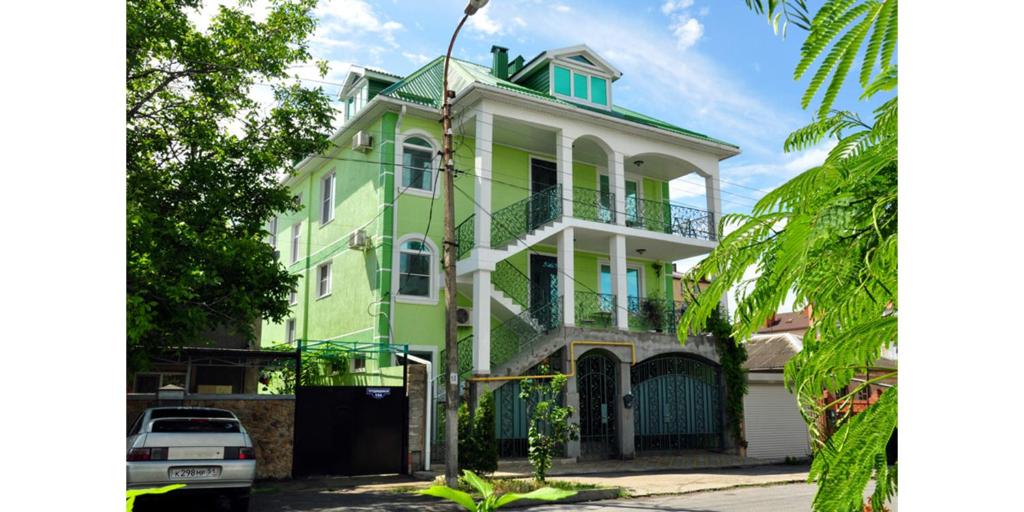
(504, 488, 623, 508)
(627, 478, 809, 499)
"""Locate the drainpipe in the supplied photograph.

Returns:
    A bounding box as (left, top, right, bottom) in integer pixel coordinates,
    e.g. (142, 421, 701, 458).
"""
(390, 105, 407, 346)
(300, 176, 314, 343)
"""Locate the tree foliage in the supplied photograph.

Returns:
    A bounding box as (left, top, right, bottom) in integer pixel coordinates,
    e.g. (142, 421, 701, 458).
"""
(126, 0, 335, 370)
(519, 368, 580, 483)
(458, 391, 499, 475)
(680, 1, 898, 510)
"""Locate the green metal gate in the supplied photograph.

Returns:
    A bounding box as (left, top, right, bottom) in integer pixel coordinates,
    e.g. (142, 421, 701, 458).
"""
(631, 354, 722, 453)
(494, 353, 564, 458)
(578, 351, 618, 459)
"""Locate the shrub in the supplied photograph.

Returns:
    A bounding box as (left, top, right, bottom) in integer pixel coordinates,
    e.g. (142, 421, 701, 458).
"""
(458, 390, 499, 475)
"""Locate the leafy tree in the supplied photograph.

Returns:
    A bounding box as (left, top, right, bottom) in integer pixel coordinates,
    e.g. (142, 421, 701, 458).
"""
(457, 391, 499, 474)
(519, 368, 580, 483)
(681, 1, 897, 510)
(127, 0, 335, 371)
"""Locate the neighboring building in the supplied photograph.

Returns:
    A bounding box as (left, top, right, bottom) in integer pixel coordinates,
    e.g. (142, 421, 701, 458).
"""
(756, 307, 812, 336)
(742, 332, 896, 461)
(261, 45, 741, 460)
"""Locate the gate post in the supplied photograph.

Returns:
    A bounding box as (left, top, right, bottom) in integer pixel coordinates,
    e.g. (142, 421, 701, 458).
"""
(617, 361, 635, 460)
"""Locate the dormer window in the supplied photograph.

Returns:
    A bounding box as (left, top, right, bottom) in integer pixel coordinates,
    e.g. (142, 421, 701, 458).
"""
(553, 65, 609, 108)
(342, 82, 369, 123)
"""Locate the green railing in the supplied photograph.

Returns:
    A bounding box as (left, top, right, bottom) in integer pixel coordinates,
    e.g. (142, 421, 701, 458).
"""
(627, 296, 687, 333)
(455, 215, 475, 260)
(492, 186, 563, 250)
(575, 291, 616, 328)
(626, 197, 716, 241)
(492, 260, 530, 309)
(571, 186, 615, 224)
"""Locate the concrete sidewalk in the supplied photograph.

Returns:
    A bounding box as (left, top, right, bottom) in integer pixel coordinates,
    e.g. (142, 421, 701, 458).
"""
(542, 464, 809, 497)
(478, 451, 780, 478)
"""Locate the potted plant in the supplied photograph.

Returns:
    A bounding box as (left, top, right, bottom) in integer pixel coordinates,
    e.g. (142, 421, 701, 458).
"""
(641, 299, 665, 332)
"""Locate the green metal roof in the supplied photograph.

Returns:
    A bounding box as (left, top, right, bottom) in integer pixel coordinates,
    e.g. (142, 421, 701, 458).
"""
(378, 56, 738, 149)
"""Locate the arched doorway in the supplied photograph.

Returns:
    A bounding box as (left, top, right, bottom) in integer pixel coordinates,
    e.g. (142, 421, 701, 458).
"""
(577, 350, 619, 459)
(631, 354, 722, 453)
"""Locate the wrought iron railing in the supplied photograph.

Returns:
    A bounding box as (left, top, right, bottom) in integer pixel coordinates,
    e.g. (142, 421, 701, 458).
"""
(627, 296, 687, 333)
(571, 186, 615, 224)
(491, 186, 563, 250)
(438, 298, 562, 382)
(626, 197, 716, 241)
(575, 291, 616, 328)
(455, 215, 475, 260)
(491, 298, 561, 370)
(492, 260, 531, 309)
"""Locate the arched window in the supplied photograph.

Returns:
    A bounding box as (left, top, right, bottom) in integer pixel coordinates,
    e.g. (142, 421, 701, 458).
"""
(402, 137, 435, 192)
(398, 237, 435, 300)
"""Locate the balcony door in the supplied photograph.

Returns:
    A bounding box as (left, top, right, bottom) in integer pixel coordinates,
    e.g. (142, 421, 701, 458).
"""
(599, 175, 640, 225)
(530, 158, 558, 229)
(600, 263, 642, 313)
(530, 254, 559, 329)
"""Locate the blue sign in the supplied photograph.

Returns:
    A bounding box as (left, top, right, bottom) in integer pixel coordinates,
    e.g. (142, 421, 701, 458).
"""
(366, 387, 391, 399)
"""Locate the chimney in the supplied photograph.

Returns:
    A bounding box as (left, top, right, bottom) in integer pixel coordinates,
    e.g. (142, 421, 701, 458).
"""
(491, 45, 509, 80)
(508, 55, 525, 77)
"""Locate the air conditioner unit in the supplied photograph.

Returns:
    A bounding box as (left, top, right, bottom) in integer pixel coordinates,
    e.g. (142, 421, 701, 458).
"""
(352, 130, 373, 152)
(456, 307, 472, 327)
(348, 228, 369, 250)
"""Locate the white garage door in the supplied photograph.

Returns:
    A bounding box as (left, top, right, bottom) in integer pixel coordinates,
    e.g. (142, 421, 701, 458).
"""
(744, 382, 812, 460)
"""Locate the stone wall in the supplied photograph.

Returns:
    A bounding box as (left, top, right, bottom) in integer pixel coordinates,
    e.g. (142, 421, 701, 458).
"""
(407, 364, 427, 472)
(127, 395, 295, 480)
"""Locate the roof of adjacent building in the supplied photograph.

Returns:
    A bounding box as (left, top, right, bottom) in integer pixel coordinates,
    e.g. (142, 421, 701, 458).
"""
(743, 333, 897, 372)
(756, 310, 813, 335)
(377, 55, 738, 149)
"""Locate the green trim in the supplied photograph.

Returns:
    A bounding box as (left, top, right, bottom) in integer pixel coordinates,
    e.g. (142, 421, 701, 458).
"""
(301, 177, 314, 342)
(376, 112, 398, 345)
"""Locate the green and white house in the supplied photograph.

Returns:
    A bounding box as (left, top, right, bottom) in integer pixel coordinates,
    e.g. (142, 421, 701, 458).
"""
(262, 44, 741, 460)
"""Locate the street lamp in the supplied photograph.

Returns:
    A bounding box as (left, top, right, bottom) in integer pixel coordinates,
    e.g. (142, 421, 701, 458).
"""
(441, 0, 489, 488)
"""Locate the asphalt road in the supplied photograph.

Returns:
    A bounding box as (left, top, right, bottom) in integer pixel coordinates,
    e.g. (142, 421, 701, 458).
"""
(251, 482, 896, 512)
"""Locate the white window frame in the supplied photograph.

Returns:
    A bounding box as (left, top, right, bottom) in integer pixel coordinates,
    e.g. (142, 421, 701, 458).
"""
(286, 318, 297, 344)
(598, 259, 645, 311)
(290, 223, 301, 263)
(549, 60, 613, 110)
(397, 130, 441, 199)
(267, 216, 278, 249)
(320, 171, 335, 226)
(393, 233, 439, 305)
(316, 261, 332, 299)
(289, 280, 299, 305)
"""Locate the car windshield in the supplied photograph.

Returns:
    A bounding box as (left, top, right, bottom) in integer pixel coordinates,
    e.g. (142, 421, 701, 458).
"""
(151, 419, 241, 433)
(150, 408, 234, 419)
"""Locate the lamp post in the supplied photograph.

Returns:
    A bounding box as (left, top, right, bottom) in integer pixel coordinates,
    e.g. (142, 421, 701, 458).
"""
(442, 0, 489, 487)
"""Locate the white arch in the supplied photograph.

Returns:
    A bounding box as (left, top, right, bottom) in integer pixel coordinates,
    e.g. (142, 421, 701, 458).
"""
(392, 232, 440, 305)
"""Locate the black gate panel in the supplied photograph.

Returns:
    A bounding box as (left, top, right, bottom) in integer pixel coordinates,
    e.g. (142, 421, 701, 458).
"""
(578, 351, 618, 459)
(293, 385, 408, 477)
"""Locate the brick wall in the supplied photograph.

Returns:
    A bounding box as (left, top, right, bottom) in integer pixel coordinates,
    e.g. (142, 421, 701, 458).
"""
(407, 364, 427, 472)
(127, 395, 295, 480)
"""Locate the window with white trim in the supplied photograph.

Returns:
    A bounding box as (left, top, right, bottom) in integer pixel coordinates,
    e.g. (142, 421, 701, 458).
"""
(317, 261, 332, 298)
(290, 223, 301, 263)
(286, 318, 296, 344)
(552, 64, 610, 107)
(402, 137, 435, 192)
(398, 238, 433, 298)
(289, 280, 299, 305)
(320, 172, 335, 225)
(267, 216, 278, 249)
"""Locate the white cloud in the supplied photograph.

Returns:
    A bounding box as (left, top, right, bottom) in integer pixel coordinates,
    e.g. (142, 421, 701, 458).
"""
(402, 52, 433, 65)
(661, 0, 695, 15)
(553, 4, 571, 13)
(670, 16, 704, 50)
(315, 0, 403, 44)
(513, 16, 527, 27)
(468, 4, 502, 35)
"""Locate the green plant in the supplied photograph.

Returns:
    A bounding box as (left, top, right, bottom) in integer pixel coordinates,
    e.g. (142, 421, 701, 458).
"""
(418, 470, 576, 511)
(458, 391, 499, 474)
(681, 2, 898, 510)
(126, 484, 185, 511)
(705, 306, 748, 447)
(519, 367, 580, 483)
(127, 0, 335, 371)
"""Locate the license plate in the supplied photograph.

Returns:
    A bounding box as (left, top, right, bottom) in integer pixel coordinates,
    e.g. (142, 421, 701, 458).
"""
(169, 466, 222, 479)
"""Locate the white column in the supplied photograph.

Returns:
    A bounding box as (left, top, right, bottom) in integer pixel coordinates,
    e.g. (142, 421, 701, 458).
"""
(704, 162, 721, 241)
(557, 132, 574, 217)
(474, 109, 493, 248)
(610, 151, 626, 226)
(472, 270, 491, 375)
(558, 227, 575, 326)
(610, 234, 628, 330)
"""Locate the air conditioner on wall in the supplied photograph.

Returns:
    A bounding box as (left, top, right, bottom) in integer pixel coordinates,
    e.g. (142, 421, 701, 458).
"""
(352, 130, 373, 152)
(348, 229, 369, 250)
(456, 307, 472, 327)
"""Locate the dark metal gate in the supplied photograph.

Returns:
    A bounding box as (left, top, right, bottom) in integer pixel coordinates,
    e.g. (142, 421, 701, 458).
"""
(577, 351, 618, 459)
(631, 354, 722, 453)
(494, 353, 565, 458)
(292, 341, 409, 477)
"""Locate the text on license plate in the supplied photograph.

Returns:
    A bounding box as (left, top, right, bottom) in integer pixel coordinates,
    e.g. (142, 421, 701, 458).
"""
(169, 466, 222, 479)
